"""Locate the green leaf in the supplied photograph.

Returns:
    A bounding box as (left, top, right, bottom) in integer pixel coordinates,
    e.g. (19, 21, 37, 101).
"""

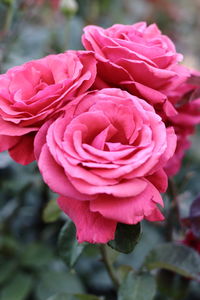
(0, 260, 18, 284)
(0, 236, 20, 255)
(36, 271, 84, 300)
(0, 272, 33, 300)
(157, 270, 190, 300)
(46, 293, 102, 300)
(117, 265, 133, 282)
(74, 295, 102, 300)
(145, 243, 200, 280)
(108, 223, 142, 254)
(43, 199, 61, 223)
(58, 221, 86, 268)
(21, 243, 54, 268)
(118, 272, 156, 300)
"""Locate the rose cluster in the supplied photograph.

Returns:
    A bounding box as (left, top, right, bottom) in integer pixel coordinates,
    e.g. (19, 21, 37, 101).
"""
(0, 22, 199, 243)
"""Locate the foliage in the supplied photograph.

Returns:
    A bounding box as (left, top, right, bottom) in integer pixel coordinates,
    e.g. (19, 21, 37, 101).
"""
(108, 223, 142, 254)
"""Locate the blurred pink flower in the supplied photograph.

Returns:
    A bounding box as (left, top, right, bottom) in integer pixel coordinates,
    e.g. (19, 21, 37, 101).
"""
(165, 73, 200, 176)
(182, 231, 200, 254)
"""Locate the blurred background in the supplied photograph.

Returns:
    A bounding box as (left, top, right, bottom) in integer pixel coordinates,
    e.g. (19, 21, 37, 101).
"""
(1, 0, 200, 71)
(0, 1, 200, 299)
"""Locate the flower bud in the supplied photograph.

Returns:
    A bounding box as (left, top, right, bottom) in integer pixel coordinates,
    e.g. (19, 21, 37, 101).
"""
(60, 0, 78, 16)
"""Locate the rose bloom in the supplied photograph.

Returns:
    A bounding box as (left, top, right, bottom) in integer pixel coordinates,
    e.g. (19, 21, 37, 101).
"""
(167, 74, 200, 129)
(165, 76, 200, 176)
(0, 50, 96, 164)
(82, 22, 189, 117)
(164, 133, 190, 177)
(35, 88, 176, 243)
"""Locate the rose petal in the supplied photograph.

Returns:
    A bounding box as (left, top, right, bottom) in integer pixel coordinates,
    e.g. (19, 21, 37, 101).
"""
(57, 196, 117, 243)
(0, 135, 19, 152)
(69, 176, 147, 197)
(38, 144, 91, 200)
(9, 134, 35, 165)
(34, 120, 53, 160)
(90, 181, 163, 224)
(146, 168, 168, 193)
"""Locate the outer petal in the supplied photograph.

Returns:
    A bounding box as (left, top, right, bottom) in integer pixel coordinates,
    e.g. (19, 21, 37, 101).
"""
(9, 134, 35, 165)
(121, 80, 167, 105)
(75, 50, 97, 95)
(90, 181, 164, 224)
(164, 136, 190, 177)
(34, 120, 53, 160)
(146, 168, 168, 193)
(57, 196, 117, 243)
(0, 135, 19, 152)
(0, 118, 38, 136)
(157, 126, 177, 171)
(145, 206, 164, 222)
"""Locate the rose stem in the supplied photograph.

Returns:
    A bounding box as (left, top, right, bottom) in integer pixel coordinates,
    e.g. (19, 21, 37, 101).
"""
(166, 178, 180, 240)
(168, 178, 180, 215)
(99, 244, 120, 288)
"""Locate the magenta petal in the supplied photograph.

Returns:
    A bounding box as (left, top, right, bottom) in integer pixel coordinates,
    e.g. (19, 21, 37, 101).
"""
(38, 144, 90, 200)
(90, 181, 163, 224)
(9, 134, 35, 165)
(145, 206, 164, 222)
(69, 177, 147, 197)
(57, 196, 117, 243)
(75, 51, 97, 95)
(0, 117, 38, 135)
(0, 135, 19, 152)
(146, 168, 168, 193)
(160, 126, 177, 166)
(122, 80, 167, 105)
(34, 120, 53, 160)
(163, 100, 177, 117)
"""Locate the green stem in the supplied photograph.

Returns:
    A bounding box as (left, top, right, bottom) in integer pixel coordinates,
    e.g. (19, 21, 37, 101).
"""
(2, 0, 15, 38)
(99, 244, 120, 288)
(166, 178, 180, 241)
(168, 178, 180, 219)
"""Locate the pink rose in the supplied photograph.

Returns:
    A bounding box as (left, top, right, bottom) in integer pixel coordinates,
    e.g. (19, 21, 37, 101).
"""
(82, 22, 189, 116)
(167, 70, 200, 129)
(165, 73, 200, 176)
(35, 88, 177, 243)
(167, 97, 200, 177)
(164, 133, 190, 177)
(0, 50, 96, 164)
